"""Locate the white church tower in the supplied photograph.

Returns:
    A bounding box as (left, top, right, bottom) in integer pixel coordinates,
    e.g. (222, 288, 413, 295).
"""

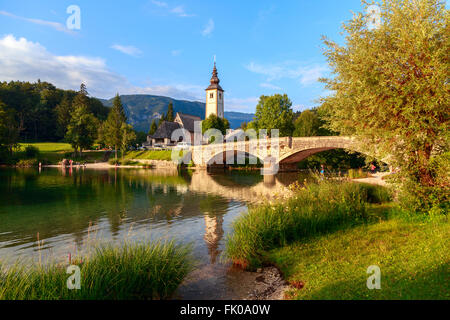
(205, 62, 224, 119)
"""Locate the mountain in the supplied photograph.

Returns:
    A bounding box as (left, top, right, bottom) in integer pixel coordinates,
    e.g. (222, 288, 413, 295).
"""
(99, 94, 254, 132)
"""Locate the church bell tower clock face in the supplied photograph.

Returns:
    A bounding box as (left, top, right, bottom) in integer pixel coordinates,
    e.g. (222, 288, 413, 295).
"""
(205, 63, 224, 119)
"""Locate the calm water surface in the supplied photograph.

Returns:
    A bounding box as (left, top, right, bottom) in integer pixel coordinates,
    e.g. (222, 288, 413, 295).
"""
(0, 167, 298, 299)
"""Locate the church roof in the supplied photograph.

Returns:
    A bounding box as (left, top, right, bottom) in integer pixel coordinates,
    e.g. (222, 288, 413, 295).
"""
(175, 112, 201, 133)
(150, 121, 181, 139)
(205, 63, 224, 91)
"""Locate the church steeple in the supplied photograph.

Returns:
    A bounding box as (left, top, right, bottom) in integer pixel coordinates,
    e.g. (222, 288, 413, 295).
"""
(205, 62, 224, 119)
(206, 62, 223, 91)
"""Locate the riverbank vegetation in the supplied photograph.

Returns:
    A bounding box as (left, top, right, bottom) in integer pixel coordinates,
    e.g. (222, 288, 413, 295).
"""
(225, 180, 392, 269)
(0, 240, 193, 300)
(225, 179, 449, 299)
(271, 213, 449, 300)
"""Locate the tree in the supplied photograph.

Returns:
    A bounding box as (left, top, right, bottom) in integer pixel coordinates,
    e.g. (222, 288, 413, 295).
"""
(319, 0, 449, 213)
(121, 123, 136, 159)
(166, 102, 174, 122)
(202, 115, 230, 144)
(202, 114, 230, 135)
(0, 100, 19, 157)
(293, 109, 331, 137)
(148, 119, 157, 136)
(252, 94, 294, 137)
(65, 105, 99, 156)
(55, 93, 73, 139)
(103, 94, 127, 159)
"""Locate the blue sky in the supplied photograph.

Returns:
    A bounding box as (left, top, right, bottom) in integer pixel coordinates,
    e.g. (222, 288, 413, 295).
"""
(0, 0, 381, 113)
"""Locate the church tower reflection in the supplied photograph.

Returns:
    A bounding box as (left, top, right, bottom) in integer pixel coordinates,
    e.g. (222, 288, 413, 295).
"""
(199, 196, 227, 264)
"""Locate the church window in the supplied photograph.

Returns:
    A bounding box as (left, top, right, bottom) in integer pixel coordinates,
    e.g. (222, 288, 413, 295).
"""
(210, 93, 214, 99)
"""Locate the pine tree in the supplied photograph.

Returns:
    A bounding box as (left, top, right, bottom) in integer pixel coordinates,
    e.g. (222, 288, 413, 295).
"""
(103, 94, 127, 159)
(55, 93, 73, 139)
(148, 119, 157, 136)
(166, 102, 174, 122)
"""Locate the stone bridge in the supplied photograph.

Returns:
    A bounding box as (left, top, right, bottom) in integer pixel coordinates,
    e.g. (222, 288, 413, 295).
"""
(190, 136, 378, 172)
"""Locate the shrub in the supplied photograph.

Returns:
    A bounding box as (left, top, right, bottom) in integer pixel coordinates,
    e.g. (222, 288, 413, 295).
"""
(16, 159, 38, 167)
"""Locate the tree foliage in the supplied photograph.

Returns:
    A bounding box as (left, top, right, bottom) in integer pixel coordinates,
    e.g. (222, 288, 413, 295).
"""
(294, 109, 332, 137)
(319, 0, 449, 213)
(149, 119, 157, 136)
(103, 94, 128, 159)
(65, 104, 99, 156)
(166, 102, 174, 122)
(202, 114, 230, 135)
(252, 94, 294, 137)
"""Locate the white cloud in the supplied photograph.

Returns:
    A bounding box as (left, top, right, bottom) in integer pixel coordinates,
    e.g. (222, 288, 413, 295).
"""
(171, 49, 182, 56)
(0, 10, 73, 34)
(0, 35, 259, 113)
(151, 0, 168, 8)
(0, 35, 126, 98)
(260, 82, 281, 90)
(246, 60, 328, 86)
(111, 44, 143, 57)
(202, 19, 215, 37)
(171, 6, 195, 17)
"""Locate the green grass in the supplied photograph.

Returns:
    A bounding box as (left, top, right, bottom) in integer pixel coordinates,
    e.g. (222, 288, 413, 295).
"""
(270, 215, 449, 300)
(19, 142, 73, 153)
(0, 240, 193, 300)
(224, 181, 391, 269)
(17, 142, 107, 164)
(125, 150, 185, 162)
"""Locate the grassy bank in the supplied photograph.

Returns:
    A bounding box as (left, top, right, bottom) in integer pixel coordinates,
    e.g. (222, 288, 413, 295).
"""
(15, 142, 106, 165)
(225, 179, 449, 299)
(225, 180, 391, 269)
(270, 214, 449, 300)
(124, 150, 174, 161)
(0, 240, 193, 300)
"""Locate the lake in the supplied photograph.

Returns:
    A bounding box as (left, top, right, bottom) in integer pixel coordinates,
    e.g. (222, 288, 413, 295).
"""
(0, 167, 299, 299)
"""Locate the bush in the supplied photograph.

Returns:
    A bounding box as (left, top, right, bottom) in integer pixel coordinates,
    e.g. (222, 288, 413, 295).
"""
(347, 168, 369, 179)
(225, 180, 389, 269)
(24, 145, 40, 159)
(16, 159, 38, 167)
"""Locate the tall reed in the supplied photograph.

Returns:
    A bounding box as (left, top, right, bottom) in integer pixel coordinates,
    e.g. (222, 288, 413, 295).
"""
(0, 240, 193, 300)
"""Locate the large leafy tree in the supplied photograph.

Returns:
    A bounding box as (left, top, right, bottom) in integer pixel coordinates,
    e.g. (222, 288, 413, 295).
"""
(252, 94, 294, 137)
(202, 114, 230, 144)
(103, 94, 127, 159)
(121, 123, 136, 159)
(320, 0, 449, 212)
(65, 104, 99, 156)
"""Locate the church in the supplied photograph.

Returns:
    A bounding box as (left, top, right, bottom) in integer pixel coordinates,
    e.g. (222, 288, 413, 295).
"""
(146, 63, 225, 147)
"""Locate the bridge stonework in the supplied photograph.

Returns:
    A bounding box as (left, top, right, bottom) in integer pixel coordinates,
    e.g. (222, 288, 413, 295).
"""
(190, 136, 368, 171)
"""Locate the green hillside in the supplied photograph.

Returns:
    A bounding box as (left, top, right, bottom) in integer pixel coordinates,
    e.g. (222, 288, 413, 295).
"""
(99, 95, 254, 132)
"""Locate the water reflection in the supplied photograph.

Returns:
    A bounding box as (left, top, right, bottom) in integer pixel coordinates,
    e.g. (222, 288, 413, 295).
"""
(0, 168, 293, 268)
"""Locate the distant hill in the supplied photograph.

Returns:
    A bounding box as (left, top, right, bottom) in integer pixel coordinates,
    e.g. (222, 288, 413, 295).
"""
(99, 95, 254, 132)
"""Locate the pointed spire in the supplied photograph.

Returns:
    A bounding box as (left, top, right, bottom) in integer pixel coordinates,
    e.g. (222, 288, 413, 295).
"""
(206, 61, 223, 91)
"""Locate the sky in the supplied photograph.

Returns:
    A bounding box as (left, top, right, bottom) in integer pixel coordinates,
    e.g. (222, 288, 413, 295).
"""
(0, 0, 391, 113)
